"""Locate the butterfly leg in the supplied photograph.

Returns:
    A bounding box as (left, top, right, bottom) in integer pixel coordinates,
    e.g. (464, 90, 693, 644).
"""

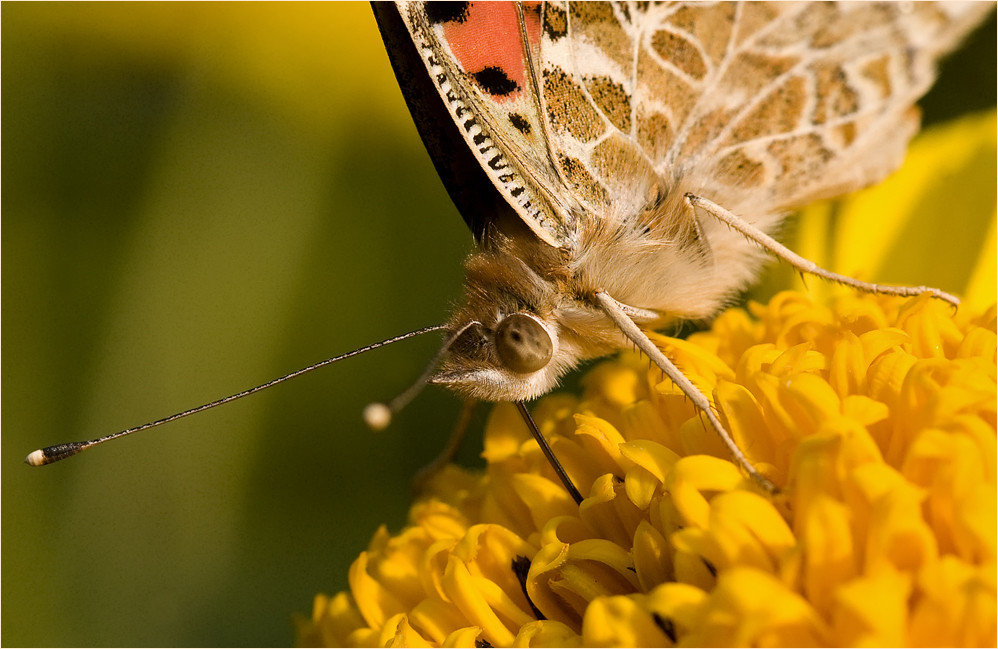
(684, 193, 961, 306)
(412, 397, 477, 496)
(593, 291, 778, 494)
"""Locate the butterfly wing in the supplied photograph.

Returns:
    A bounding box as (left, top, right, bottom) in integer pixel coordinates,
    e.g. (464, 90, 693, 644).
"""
(374, 3, 519, 242)
(383, 1, 586, 249)
(383, 1, 988, 252)
(536, 2, 992, 223)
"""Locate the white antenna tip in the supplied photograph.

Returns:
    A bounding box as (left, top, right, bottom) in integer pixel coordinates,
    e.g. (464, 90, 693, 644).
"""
(363, 402, 393, 431)
(25, 449, 46, 466)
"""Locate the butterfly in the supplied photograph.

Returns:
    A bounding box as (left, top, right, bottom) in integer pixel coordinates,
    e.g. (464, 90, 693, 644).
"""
(24, 2, 989, 496)
(373, 1, 991, 496)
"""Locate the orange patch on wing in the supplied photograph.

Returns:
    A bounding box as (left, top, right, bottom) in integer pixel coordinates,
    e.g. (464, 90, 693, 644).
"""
(442, 2, 542, 103)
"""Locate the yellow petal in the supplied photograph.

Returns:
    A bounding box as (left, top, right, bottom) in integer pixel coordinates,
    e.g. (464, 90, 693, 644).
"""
(525, 542, 580, 628)
(441, 626, 484, 648)
(797, 494, 858, 615)
(451, 525, 537, 612)
(715, 380, 775, 471)
(666, 456, 745, 529)
(482, 402, 532, 462)
(690, 567, 827, 647)
(841, 394, 889, 427)
(828, 331, 867, 397)
(573, 414, 627, 473)
(623, 464, 660, 510)
(909, 556, 998, 647)
(349, 551, 406, 630)
(579, 474, 645, 548)
(780, 373, 843, 438)
(511, 473, 579, 531)
(964, 211, 997, 310)
(618, 440, 681, 483)
(304, 592, 366, 648)
(769, 342, 827, 378)
(832, 569, 912, 647)
(859, 326, 911, 364)
(672, 547, 717, 592)
(582, 595, 671, 647)
(538, 515, 591, 547)
(512, 620, 582, 648)
(644, 582, 710, 639)
(441, 555, 515, 647)
(851, 464, 938, 573)
(380, 613, 432, 648)
(408, 599, 472, 646)
(580, 360, 643, 408)
(708, 491, 796, 571)
(621, 400, 678, 447)
(632, 520, 672, 593)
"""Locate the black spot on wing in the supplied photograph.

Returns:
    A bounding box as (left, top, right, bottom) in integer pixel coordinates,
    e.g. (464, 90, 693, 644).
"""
(487, 153, 507, 171)
(509, 112, 531, 134)
(471, 66, 520, 96)
(618, 2, 633, 24)
(522, 3, 541, 21)
(424, 1, 470, 24)
(543, 3, 568, 40)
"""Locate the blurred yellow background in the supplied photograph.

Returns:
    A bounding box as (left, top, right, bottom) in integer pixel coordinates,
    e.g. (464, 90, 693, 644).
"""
(4, 4, 474, 646)
(2, 3, 993, 646)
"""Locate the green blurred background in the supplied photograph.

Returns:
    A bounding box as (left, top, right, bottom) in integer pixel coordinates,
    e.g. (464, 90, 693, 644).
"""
(2, 4, 994, 646)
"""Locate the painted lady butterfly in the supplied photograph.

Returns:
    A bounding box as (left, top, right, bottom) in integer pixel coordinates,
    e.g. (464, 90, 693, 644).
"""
(26, 2, 990, 498)
(373, 1, 990, 495)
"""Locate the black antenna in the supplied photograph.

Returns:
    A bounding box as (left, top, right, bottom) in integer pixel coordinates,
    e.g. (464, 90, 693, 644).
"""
(25, 325, 446, 466)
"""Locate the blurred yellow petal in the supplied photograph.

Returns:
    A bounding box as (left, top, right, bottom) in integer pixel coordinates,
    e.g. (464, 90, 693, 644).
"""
(909, 556, 998, 647)
(407, 599, 470, 646)
(797, 494, 857, 616)
(965, 210, 998, 309)
(297, 592, 367, 648)
(644, 582, 710, 639)
(582, 595, 671, 647)
(771, 111, 997, 308)
(832, 569, 912, 647)
(689, 568, 828, 647)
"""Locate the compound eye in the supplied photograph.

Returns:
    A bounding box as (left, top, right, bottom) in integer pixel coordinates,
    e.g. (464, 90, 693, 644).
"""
(494, 313, 553, 374)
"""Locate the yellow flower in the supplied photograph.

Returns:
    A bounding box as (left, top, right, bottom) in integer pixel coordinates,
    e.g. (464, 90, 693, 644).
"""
(297, 114, 996, 647)
(298, 293, 996, 647)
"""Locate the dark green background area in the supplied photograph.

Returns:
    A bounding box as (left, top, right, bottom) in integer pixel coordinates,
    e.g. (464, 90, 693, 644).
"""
(2, 5, 994, 647)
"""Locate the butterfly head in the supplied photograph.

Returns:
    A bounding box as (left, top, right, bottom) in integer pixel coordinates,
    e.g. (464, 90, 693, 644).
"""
(430, 312, 559, 401)
(429, 245, 594, 402)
